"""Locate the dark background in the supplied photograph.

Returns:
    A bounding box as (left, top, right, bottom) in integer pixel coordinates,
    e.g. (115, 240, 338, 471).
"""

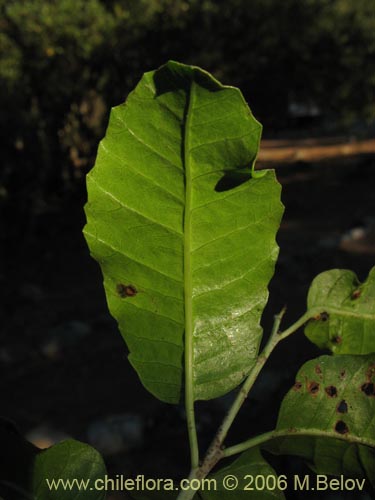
(1, 1, 375, 498)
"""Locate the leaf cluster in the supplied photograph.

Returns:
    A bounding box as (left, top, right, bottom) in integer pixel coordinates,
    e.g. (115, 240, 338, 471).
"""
(83, 61, 375, 499)
(1, 47, 374, 496)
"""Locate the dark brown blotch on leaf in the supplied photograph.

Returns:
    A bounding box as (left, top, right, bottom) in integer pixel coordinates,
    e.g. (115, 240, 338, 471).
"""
(320, 312, 329, 322)
(313, 312, 329, 322)
(325, 385, 338, 398)
(336, 400, 348, 414)
(351, 289, 361, 300)
(334, 420, 349, 435)
(361, 382, 375, 397)
(116, 283, 138, 298)
(332, 335, 342, 345)
(307, 381, 320, 395)
(293, 382, 302, 391)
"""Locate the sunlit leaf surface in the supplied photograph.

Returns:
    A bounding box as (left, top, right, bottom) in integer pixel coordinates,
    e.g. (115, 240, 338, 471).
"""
(84, 61, 283, 403)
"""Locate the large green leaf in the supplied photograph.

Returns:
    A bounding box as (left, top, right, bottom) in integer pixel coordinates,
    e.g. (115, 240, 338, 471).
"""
(266, 354, 375, 486)
(200, 448, 285, 500)
(305, 267, 375, 354)
(84, 61, 283, 403)
(32, 439, 106, 500)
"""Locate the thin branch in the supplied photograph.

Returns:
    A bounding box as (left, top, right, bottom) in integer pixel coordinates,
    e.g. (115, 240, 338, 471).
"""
(277, 309, 314, 341)
(194, 309, 288, 475)
(177, 307, 321, 500)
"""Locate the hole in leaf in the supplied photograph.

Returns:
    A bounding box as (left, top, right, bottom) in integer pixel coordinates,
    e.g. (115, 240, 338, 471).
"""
(215, 170, 252, 192)
(361, 382, 375, 396)
(336, 400, 348, 413)
(334, 420, 349, 434)
(307, 381, 320, 395)
(116, 284, 138, 298)
(325, 386, 338, 398)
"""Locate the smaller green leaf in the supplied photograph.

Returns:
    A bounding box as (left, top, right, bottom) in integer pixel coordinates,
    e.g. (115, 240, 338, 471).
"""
(305, 267, 375, 354)
(200, 448, 285, 499)
(32, 439, 106, 500)
(267, 354, 375, 487)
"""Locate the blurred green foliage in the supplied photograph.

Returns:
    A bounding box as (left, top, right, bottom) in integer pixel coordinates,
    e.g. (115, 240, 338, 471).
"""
(0, 0, 374, 231)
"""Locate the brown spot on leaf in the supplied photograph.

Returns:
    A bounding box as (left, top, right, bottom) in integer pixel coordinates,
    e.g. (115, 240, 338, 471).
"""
(315, 365, 322, 375)
(336, 400, 348, 413)
(351, 289, 361, 299)
(293, 382, 302, 391)
(332, 335, 342, 345)
(340, 370, 346, 380)
(313, 311, 329, 321)
(335, 420, 349, 434)
(325, 385, 338, 398)
(307, 381, 320, 395)
(116, 283, 138, 298)
(361, 382, 375, 397)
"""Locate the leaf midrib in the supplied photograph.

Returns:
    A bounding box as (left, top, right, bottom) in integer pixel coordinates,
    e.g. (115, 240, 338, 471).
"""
(183, 78, 200, 465)
(184, 80, 195, 400)
(322, 307, 375, 321)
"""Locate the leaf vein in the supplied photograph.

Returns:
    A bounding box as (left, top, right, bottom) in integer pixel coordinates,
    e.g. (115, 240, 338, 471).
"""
(84, 231, 181, 284)
(192, 212, 273, 254)
(89, 176, 183, 237)
(123, 299, 184, 327)
(189, 131, 253, 154)
(131, 359, 182, 370)
(100, 141, 183, 203)
(126, 330, 183, 349)
(125, 125, 182, 172)
(193, 256, 271, 298)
